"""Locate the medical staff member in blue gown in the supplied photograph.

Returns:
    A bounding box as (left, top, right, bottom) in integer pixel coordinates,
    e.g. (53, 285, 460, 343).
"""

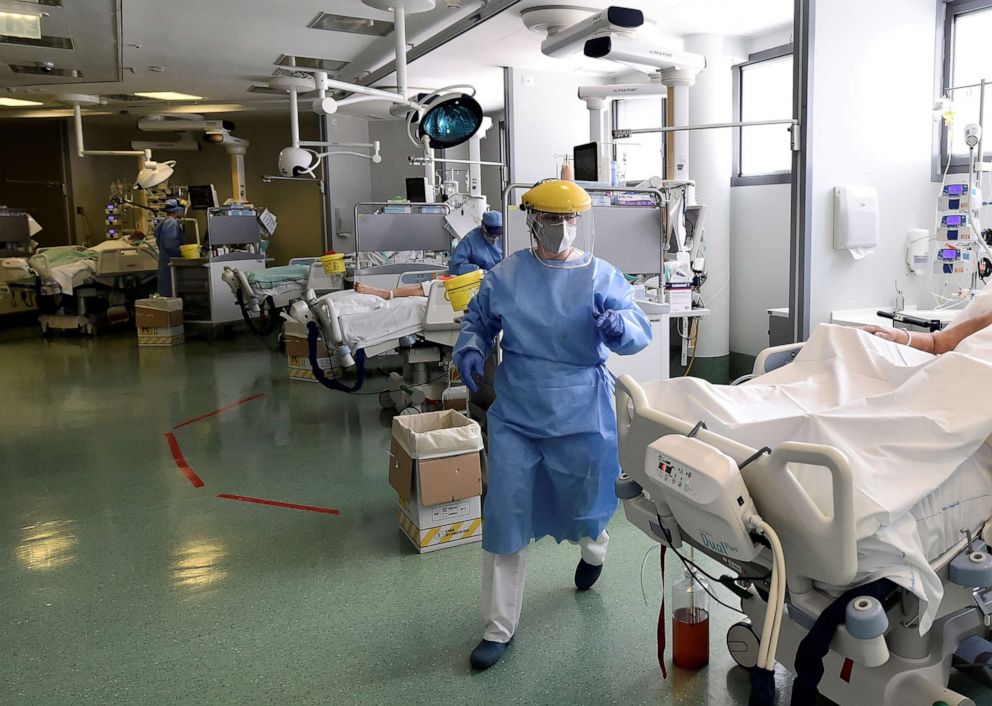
(155, 199, 185, 297)
(449, 211, 503, 275)
(453, 180, 652, 670)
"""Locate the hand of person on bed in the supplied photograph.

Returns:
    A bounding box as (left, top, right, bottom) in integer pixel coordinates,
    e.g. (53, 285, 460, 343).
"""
(863, 325, 908, 343)
(457, 351, 485, 393)
(354, 281, 390, 298)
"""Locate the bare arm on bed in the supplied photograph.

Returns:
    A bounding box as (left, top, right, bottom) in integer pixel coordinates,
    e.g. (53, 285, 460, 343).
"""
(354, 282, 425, 300)
(864, 309, 992, 353)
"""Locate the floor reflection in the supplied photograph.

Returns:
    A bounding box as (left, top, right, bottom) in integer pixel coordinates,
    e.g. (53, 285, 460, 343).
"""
(171, 540, 227, 593)
(16, 519, 78, 571)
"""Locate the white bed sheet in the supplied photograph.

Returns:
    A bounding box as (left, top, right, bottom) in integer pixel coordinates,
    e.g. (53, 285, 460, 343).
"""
(254, 280, 305, 300)
(639, 323, 992, 631)
(338, 296, 427, 350)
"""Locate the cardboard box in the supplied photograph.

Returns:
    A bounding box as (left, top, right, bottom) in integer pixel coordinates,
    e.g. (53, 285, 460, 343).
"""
(136, 296, 183, 312)
(397, 501, 482, 552)
(284, 333, 329, 359)
(388, 410, 484, 553)
(138, 324, 184, 347)
(287, 354, 343, 382)
(136, 306, 184, 329)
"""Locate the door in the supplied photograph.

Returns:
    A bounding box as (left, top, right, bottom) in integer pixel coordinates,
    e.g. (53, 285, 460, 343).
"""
(0, 119, 74, 247)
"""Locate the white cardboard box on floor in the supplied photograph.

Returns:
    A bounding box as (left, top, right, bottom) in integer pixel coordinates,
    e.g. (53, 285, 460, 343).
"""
(389, 410, 484, 553)
(137, 324, 184, 347)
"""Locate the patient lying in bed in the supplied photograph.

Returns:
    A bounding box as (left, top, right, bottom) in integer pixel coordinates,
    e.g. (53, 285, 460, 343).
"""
(638, 287, 992, 632)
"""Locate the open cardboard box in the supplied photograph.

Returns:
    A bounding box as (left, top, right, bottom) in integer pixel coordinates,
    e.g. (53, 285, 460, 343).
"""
(388, 410, 484, 553)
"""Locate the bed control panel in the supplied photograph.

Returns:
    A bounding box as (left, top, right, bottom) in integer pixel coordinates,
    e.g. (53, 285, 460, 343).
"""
(644, 435, 762, 562)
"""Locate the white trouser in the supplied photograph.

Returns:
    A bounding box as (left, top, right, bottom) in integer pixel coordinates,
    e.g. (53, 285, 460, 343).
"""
(481, 530, 609, 643)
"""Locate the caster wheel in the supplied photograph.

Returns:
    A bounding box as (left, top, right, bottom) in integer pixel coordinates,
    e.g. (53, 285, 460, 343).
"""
(379, 390, 397, 409)
(727, 621, 760, 669)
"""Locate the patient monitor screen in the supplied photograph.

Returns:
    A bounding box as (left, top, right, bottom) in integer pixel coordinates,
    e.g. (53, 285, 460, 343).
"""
(574, 142, 598, 182)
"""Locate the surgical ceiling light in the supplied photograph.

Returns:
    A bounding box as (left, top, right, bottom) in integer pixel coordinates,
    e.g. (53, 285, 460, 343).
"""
(0, 12, 42, 39)
(134, 160, 176, 189)
(134, 92, 204, 101)
(417, 93, 484, 149)
(0, 97, 43, 107)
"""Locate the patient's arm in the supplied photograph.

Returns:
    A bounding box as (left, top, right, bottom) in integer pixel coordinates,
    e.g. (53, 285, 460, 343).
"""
(863, 308, 992, 353)
(353, 282, 424, 300)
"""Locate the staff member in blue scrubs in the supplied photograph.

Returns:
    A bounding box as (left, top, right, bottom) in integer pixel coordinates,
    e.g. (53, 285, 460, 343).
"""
(154, 199, 185, 296)
(449, 211, 503, 275)
(454, 181, 652, 670)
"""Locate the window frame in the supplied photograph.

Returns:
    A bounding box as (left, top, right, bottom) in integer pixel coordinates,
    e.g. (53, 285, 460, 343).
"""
(611, 95, 668, 184)
(937, 0, 992, 177)
(731, 43, 794, 187)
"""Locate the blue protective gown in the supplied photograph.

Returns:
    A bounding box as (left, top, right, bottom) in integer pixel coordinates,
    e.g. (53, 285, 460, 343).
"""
(449, 226, 503, 275)
(154, 217, 184, 297)
(453, 250, 652, 555)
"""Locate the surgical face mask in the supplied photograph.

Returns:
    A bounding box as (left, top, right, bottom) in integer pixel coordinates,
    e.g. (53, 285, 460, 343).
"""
(483, 229, 500, 244)
(532, 219, 577, 254)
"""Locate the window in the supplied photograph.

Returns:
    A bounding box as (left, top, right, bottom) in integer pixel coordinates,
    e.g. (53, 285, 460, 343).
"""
(940, 1, 992, 169)
(732, 46, 794, 186)
(612, 97, 666, 183)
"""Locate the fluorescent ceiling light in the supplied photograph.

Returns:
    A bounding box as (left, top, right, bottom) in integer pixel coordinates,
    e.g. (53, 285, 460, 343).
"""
(0, 97, 43, 107)
(134, 92, 204, 101)
(0, 11, 41, 39)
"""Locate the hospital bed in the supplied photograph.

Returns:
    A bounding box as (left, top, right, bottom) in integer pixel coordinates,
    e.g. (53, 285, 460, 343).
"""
(5, 239, 159, 334)
(286, 274, 464, 412)
(615, 331, 992, 706)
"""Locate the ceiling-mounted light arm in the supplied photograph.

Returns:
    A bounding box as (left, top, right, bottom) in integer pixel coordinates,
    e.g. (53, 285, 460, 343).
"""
(278, 141, 382, 178)
(289, 83, 301, 148)
(72, 104, 150, 161)
(394, 5, 409, 100)
(319, 76, 420, 107)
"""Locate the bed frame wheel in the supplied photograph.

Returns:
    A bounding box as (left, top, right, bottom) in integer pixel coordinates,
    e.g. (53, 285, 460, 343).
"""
(378, 390, 397, 409)
(727, 621, 760, 669)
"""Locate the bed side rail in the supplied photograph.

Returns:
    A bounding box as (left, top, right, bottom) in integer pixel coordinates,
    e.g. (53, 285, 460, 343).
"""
(616, 374, 858, 593)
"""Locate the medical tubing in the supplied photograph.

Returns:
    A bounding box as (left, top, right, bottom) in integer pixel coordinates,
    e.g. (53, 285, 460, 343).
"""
(236, 290, 278, 337)
(305, 321, 367, 393)
(668, 545, 749, 615)
(752, 518, 787, 669)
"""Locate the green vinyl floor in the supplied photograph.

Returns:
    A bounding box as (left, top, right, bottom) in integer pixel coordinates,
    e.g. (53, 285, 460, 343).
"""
(0, 326, 987, 705)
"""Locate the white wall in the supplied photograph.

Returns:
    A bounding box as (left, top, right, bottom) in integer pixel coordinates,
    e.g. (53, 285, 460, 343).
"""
(369, 119, 424, 202)
(507, 68, 604, 184)
(730, 184, 792, 354)
(748, 25, 792, 54)
(808, 0, 940, 325)
(324, 114, 372, 253)
(686, 34, 748, 363)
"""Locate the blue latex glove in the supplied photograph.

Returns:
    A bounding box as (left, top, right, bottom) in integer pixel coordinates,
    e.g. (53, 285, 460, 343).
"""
(595, 309, 625, 341)
(457, 350, 485, 393)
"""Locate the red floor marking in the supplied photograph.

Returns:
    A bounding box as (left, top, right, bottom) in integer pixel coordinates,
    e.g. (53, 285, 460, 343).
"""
(164, 432, 205, 488)
(173, 393, 267, 430)
(216, 493, 340, 515)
